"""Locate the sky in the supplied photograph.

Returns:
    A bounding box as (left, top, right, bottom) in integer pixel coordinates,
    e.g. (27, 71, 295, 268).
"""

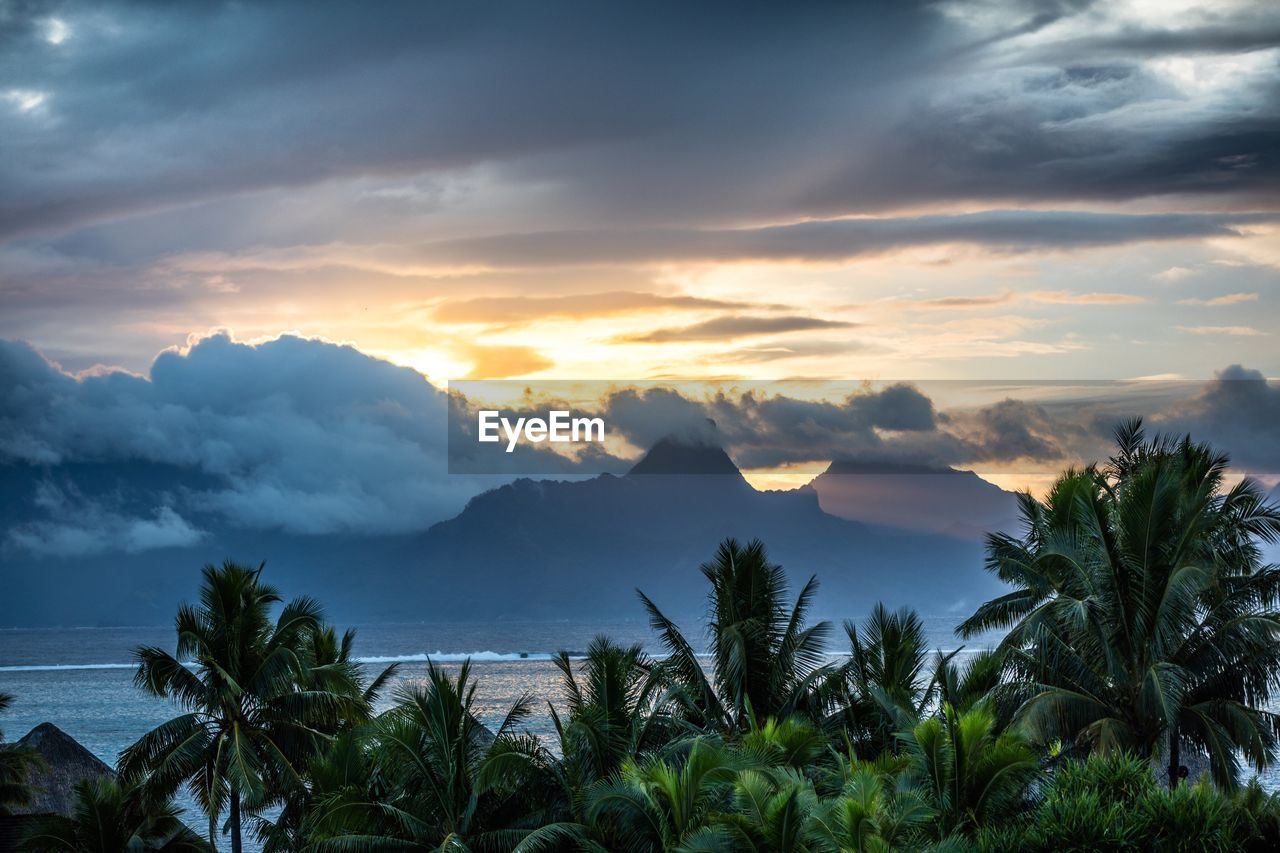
(0, 0, 1277, 385)
(0, 0, 1279, 562)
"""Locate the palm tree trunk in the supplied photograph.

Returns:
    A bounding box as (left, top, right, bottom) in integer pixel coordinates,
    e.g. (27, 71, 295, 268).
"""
(1167, 726, 1180, 790)
(230, 789, 242, 853)
(206, 760, 219, 852)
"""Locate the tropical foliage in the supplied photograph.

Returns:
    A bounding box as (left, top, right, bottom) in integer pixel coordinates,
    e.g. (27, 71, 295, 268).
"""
(20, 777, 207, 852)
(0, 692, 41, 814)
(117, 561, 394, 852)
(960, 419, 1280, 788)
(641, 538, 832, 734)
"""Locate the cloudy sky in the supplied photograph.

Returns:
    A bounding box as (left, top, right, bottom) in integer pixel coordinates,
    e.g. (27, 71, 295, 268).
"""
(0, 0, 1276, 384)
(0, 0, 1279, 574)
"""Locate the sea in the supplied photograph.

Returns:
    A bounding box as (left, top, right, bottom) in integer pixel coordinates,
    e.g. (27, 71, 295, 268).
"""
(2, 618, 1275, 850)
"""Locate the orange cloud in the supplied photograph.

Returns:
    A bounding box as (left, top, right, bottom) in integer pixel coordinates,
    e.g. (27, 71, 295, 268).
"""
(463, 345, 555, 378)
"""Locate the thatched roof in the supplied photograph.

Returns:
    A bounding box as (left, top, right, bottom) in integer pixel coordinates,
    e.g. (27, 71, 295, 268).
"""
(4, 723, 115, 817)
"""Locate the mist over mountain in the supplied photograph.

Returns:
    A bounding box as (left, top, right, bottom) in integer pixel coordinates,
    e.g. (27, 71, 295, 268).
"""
(809, 459, 1020, 540)
(0, 438, 1000, 628)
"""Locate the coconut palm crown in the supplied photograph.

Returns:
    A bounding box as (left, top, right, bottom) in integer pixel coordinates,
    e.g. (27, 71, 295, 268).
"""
(960, 418, 1280, 787)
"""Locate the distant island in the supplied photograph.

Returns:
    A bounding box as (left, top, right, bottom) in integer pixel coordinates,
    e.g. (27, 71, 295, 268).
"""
(0, 437, 1012, 627)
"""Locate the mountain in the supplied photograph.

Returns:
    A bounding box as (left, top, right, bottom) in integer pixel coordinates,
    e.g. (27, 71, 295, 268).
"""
(0, 442, 1004, 627)
(808, 458, 1020, 540)
(402, 441, 1000, 624)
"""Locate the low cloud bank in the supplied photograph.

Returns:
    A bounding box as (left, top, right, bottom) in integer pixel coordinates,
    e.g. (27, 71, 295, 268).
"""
(2, 334, 1276, 556)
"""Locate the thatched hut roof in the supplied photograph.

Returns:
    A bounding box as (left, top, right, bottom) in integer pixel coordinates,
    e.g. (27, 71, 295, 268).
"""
(4, 723, 115, 817)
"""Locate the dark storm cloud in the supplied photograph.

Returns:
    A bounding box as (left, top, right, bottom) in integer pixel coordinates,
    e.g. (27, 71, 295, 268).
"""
(1155, 365, 1280, 472)
(424, 211, 1279, 267)
(1, 0, 1276, 245)
(589, 384, 933, 463)
(0, 0, 943, 238)
(960, 399, 1063, 462)
(803, 22, 1280, 212)
(591, 383, 1053, 470)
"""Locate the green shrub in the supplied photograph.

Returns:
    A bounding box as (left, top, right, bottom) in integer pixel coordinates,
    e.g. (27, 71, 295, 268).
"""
(1048, 752, 1155, 806)
(974, 822, 1031, 853)
(1233, 779, 1280, 852)
(1002, 756, 1280, 853)
(1023, 788, 1142, 852)
(1137, 779, 1239, 853)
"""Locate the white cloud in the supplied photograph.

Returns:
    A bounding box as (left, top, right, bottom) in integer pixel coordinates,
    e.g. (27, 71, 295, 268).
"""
(7, 484, 205, 557)
(1155, 266, 1195, 282)
(1176, 292, 1258, 307)
(1177, 325, 1266, 336)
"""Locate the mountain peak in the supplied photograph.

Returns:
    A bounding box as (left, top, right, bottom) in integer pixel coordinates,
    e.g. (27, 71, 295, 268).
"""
(824, 458, 962, 476)
(628, 436, 742, 476)
(809, 456, 1018, 539)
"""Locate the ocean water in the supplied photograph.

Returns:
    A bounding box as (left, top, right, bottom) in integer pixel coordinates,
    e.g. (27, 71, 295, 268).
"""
(3, 619, 1273, 850)
(0, 621, 664, 851)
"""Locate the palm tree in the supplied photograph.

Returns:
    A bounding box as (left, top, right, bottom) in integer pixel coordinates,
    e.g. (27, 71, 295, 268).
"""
(809, 762, 956, 853)
(1, 692, 41, 814)
(300, 659, 567, 850)
(582, 738, 745, 851)
(257, 732, 376, 853)
(899, 703, 1038, 837)
(640, 538, 832, 733)
(297, 624, 399, 728)
(551, 635, 671, 789)
(959, 420, 1280, 788)
(719, 766, 820, 852)
(740, 716, 828, 772)
(120, 561, 366, 852)
(254, 625, 397, 850)
(830, 605, 935, 757)
(19, 777, 207, 852)
(931, 649, 1004, 718)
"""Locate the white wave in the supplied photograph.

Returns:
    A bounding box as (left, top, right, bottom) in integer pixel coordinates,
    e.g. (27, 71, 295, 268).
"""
(357, 651, 566, 663)
(0, 662, 139, 672)
(0, 651, 572, 672)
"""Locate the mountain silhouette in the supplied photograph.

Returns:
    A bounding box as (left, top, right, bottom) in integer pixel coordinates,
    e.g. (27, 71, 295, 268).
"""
(404, 439, 1000, 623)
